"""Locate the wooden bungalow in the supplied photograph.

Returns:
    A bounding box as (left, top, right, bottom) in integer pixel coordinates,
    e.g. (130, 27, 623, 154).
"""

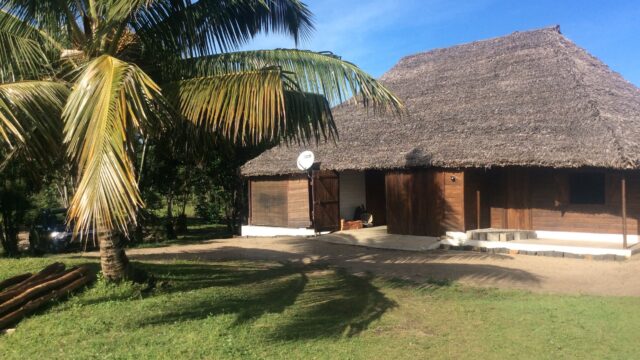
(240, 26, 640, 249)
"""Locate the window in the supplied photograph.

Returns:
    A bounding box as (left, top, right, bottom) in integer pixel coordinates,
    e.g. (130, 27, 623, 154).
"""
(569, 173, 605, 205)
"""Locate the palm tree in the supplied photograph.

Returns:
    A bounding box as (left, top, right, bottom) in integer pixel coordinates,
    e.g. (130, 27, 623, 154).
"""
(0, 0, 402, 280)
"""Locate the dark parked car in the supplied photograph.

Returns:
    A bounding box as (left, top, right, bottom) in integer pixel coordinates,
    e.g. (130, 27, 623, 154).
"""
(29, 208, 94, 253)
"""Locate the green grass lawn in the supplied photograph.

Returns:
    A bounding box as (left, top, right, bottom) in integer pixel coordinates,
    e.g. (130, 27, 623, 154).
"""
(0, 256, 639, 359)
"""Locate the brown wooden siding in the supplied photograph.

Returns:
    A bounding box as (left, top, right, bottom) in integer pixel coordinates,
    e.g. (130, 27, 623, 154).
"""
(288, 177, 312, 228)
(386, 169, 465, 236)
(463, 169, 492, 230)
(482, 168, 640, 235)
(443, 171, 465, 231)
(529, 169, 640, 234)
(249, 176, 311, 228)
(249, 167, 639, 236)
(505, 169, 533, 229)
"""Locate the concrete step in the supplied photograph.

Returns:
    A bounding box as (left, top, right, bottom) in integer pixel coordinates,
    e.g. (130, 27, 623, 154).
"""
(466, 228, 536, 242)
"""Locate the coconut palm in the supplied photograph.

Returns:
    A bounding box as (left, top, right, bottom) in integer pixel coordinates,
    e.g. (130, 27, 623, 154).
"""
(0, 0, 402, 280)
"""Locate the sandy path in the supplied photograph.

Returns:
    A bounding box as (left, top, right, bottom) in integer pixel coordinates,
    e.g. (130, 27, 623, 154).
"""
(83, 236, 640, 297)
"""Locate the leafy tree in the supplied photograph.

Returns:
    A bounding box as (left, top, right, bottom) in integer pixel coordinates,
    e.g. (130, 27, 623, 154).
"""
(0, 1, 402, 281)
(192, 139, 270, 234)
(0, 153, 57, 256)
(0, 161, 34, 256)
(139, 128, 198, 239)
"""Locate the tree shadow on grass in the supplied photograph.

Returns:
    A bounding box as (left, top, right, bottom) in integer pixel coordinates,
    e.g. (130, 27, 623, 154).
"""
(140, 260, 301, 291)
(265, 268, 397, 340)
(128, 224, 233, 249)
(129, 260, 397, 340)
(178, 224, 233, 242)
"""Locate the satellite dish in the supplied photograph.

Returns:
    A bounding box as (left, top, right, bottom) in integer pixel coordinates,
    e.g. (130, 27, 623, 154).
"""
(297, 151, 315, 171)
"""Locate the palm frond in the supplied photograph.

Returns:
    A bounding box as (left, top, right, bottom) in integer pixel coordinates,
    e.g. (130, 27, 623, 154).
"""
(164, 68, 287, 142)
(63, 55, 164, 235)
(0, 32, 49, 81)
(0, 1, 71, 49)
(132, 0, 314, 58)
(172, 49, 404, 112)
(0, 10, 58, 80)
(163, 67, 336, 143)
(0, 81, 68, 162)
(281, 90, 336, 143)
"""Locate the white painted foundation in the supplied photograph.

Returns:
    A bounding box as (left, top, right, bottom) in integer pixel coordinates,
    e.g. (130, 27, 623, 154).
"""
(242, 225, 640, 258)
(441, 237, 637, 257)
(241, 225, 317, 237)
(534, 230, 639, 245)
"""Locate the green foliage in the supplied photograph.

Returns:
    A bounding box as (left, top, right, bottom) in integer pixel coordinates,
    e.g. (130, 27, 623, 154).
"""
(194, 186, 228, 223)
(189, 139, 270, 233)
(0, 157, 43, 255)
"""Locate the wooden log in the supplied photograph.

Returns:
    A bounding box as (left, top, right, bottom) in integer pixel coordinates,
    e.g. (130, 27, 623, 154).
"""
(0, 270, 73, 304)
(0, 273, 32, 292)
(1, 262, 65, 294)
(0, 266, 90, 317)
(0, 271, 95, 330)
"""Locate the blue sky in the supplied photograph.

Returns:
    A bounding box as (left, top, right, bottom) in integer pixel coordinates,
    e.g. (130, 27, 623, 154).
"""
(242, 0, 640, 85)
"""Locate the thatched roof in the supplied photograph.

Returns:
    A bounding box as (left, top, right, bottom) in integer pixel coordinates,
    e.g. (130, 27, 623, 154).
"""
(242, 26, 640, 176)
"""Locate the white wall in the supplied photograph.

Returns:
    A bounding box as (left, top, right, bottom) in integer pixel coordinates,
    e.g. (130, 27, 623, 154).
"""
(339, 171, 366, 220)
(241, 225, 317, 237)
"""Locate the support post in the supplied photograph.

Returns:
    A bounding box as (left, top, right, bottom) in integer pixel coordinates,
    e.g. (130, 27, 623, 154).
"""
(247, 180, 252, 226)
(622, 174, 628, 249)
(476, 189, 481, 230)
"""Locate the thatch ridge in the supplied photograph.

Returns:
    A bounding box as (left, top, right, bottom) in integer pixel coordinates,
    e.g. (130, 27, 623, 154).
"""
(242, 26, 640, 176)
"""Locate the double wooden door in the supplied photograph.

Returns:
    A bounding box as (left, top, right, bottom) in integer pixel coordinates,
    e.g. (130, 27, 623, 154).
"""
(504, 169, 532, 230)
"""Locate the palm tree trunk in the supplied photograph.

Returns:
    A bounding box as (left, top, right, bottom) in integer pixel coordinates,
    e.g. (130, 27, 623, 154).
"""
(99, 231, 131, 281)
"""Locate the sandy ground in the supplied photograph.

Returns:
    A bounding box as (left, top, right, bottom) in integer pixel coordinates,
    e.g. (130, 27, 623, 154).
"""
(82, 236, 640, 297)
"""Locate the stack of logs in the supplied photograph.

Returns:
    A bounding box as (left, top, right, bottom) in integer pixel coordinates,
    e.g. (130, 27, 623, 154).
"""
(0, 262, 95, 330)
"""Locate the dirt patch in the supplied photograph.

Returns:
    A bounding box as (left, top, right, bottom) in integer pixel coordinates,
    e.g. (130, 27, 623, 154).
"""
(81, 236, 640, 297)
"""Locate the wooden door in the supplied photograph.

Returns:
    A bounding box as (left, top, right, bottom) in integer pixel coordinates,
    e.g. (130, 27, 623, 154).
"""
(505, 169, 532, 229)
(312, 170, 340, 232)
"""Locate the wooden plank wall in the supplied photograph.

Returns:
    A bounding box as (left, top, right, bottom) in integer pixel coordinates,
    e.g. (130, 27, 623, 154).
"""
(505, 169, 533, 229)
(529, 169, 639, 234)
(249, 175, 311, 228)
(486, 168, 508, 229)
(386, 169, 465, 236)
(385, 171, 411, 234)
(288, 176, 312, 228)
(443, 171, 465, 231)
(249, 167, 640, 235)
(483, 168, 640, 235)
(463, 169, 493, 230)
